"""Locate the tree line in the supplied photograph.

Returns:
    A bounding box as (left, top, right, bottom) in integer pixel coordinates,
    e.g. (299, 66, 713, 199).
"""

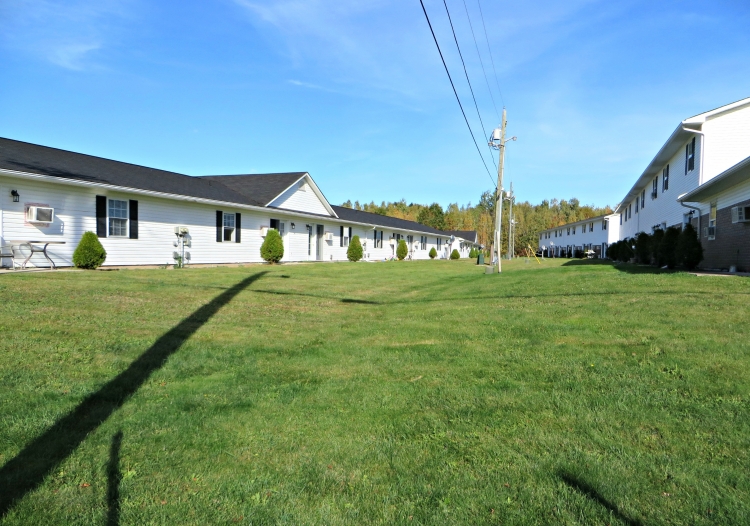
(341, 192, 612, 256)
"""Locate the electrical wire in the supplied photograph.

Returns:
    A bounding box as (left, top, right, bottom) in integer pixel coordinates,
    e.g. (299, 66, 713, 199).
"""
(461, 0, 500, 122)
(477, 0, 505, 107)
(417, 0, 496, 188)
(440, 0, 497, 170)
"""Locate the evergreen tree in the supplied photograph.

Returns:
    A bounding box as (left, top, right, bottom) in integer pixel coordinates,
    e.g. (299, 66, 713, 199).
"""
(635, 232, 652, 264)
(658, 227, 680, 269)
(347, 235, 363, 262)
(260, 228, 284, 263)
(676, 224, 703, 270)
(450, 249, 460, 260)
(650, 229, 665, 266)
(429, 247, 437, 259)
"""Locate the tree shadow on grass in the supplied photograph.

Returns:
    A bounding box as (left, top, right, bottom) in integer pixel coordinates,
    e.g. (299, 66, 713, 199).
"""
(557, 469, 644, 526)
(254, 289, 382, 305)
(107, 431, 123, 526)
(0, 271, 268, 519)
(562, 259, 677, 275)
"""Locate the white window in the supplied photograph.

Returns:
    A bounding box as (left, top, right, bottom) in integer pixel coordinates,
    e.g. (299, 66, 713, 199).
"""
(685, 138, 696, 174)
(663, 164, 669, 191)
(108, 199, 128, 237)
(223, 212, 235, 241)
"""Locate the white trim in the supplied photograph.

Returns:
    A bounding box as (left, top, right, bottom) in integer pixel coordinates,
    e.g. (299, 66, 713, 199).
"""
(265, 173, 338, 218)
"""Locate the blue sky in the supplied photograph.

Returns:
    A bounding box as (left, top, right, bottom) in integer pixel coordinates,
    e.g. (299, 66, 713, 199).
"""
(1, 0, 749, 209)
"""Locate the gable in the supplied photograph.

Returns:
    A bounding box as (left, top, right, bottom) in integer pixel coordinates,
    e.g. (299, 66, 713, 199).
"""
(268, 177, 332, 216)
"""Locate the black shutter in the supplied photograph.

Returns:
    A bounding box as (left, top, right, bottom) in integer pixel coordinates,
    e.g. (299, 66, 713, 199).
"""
(685, 144, 689, 175)
(235, 213, 241, 243)
(340, 226, 344, 247)
(216, 211, 223, 242)
(96, 195, 107, 238)
(129, 200, 139, 239)
(348, 227, 352, 241)
(374, 229, 377, 247)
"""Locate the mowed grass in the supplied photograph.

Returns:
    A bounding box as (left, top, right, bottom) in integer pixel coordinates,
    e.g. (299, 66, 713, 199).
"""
(0, 259, 749, 525)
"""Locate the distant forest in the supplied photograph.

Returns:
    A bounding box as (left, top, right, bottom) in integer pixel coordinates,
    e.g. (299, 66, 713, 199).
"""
(341, 191, 612, 255)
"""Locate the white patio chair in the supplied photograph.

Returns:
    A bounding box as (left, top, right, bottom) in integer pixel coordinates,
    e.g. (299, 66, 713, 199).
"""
(0, 245, 22, 270)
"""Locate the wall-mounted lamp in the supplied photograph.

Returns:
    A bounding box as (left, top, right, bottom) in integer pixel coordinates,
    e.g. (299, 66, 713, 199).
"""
(291, 222, 295, 229)
(11, 190, 20, 202)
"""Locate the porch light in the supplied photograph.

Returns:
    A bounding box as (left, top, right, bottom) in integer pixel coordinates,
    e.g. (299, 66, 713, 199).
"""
(11, 190, 19, 202)
(291, 223, 295, 229)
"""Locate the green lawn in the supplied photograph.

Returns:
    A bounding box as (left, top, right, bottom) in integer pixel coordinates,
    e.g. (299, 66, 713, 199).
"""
(0, 259, 749, 525)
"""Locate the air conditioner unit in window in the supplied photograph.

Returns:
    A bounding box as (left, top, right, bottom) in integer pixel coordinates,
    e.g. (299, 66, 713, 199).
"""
(324, 232, 333, 241)
(651, 191, 657, 199)
(260, 226, 269, 237)
(707, 226, 716, 238)
(26, 206, 54, 223)
(731, 206, 750, 223)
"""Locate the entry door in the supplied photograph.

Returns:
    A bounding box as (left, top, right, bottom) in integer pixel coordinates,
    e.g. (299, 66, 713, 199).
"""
(316, 225, 324, 260)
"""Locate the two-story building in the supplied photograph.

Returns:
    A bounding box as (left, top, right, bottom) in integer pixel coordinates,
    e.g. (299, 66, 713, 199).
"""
(538, 214, 619, 258)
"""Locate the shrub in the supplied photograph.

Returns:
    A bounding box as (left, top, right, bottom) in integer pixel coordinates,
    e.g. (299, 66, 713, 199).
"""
(469, 248, 477, 258)
(73, 231, 107, 269)
(429, 247, 437, 259)
(658, 226, 680, 269)
(635, 232, 652, 264)
(650, 229, 665, 266)
(347, 235, 363, 262)
(260, 228, 284, 263)
(396, 239, 408, 260)
(450, 249, 460, 260)
(676, 223, 703, 270)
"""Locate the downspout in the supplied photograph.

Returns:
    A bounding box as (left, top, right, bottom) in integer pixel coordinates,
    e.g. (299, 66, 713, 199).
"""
(679, 199, 701, 238)
(679, 125, 706, 237)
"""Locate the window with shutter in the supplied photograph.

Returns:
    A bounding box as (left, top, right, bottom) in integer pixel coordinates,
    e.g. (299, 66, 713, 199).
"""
(340, 226, 344, 247)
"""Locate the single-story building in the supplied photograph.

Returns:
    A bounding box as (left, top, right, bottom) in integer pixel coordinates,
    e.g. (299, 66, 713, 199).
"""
(0, 138, 477, 268)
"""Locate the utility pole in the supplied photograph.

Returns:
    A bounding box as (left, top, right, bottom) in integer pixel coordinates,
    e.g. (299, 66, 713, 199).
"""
(489, 109, 516, 273)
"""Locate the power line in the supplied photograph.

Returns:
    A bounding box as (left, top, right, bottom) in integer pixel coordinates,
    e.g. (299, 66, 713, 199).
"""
(461, 0, 500, 122)
(417, 0, 496, 188)
(440, 0, 497, 170)
(477, 0, 505, 107)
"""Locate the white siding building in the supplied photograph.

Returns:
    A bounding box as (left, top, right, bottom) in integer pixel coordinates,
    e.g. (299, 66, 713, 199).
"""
(537, 97, 750, 266)
(0, 138, 477, 269)
(538, 214, 619, 258)
(616, 98, 750, 238)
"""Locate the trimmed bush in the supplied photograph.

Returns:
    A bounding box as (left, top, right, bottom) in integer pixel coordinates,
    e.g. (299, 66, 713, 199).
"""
(347, 235, 363, 262)
(73, 231, 107, 269)
(429, 247, 437, 259)
(450, 249, 460, 260)
(676, 223, 703, 270)
(650, 229, 665, 266)
(658, 226, 680, 269)
(260, 228, 284, 263)
(635, 232, 652, 264)
(468, 248, 477, 258)
(396, 239, 408, 260)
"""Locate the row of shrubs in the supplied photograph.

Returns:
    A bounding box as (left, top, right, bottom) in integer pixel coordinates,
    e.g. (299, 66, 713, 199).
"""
(70, 229, 466, 269)
(262, 230, 461, 263)
(607, 224, 704, 270)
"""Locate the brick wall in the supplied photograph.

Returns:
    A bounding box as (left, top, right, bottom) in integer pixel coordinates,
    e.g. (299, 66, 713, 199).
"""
(695, 198, 750, 271)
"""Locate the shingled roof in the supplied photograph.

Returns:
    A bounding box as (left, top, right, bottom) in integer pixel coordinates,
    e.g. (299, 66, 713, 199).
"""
(445, 230, 478, 243)
(0, 138, 330, 213)
(331, 206, 447, 235)
(200, 173, 307, 207)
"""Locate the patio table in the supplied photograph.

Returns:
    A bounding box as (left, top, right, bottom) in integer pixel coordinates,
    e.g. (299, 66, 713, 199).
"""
(9, 241, 66, 270)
